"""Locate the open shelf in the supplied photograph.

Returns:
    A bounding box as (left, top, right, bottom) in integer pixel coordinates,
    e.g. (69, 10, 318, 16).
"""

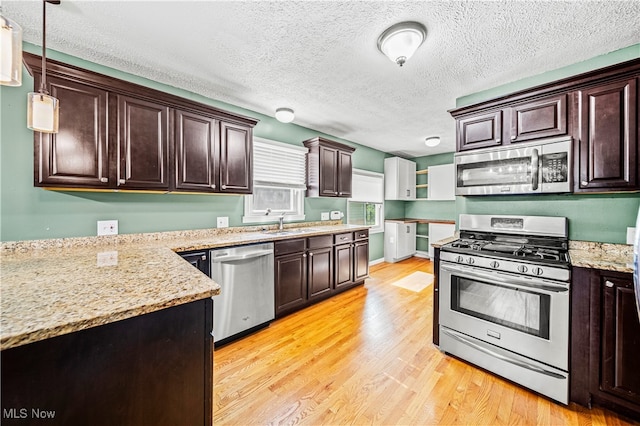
(416, 169, 429, 175)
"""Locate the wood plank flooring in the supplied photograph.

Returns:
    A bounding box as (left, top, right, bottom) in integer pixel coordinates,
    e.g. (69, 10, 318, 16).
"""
(214, 257, 638, 425)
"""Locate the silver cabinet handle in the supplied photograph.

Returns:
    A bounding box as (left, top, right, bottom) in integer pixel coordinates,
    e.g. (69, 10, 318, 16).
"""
(200, 255, 207, 261)
(118, 179, 126, 185)
(100, 177, 108, 183)
(581, 181, 588, 186)
(303, 254, 307, 258)
(495, 138, 501, 143)
(605, 280, 614, 288)
(309, 252, 314, 257)
(511, 135, 516, 140)
(221, 184, 227, 190)
(211, 184, 216, 189)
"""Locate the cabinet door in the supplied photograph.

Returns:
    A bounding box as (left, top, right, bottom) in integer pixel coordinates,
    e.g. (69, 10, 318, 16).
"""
(319, 145, 339, 197)
(428, 223, 456, 258)
(457, 110, 502, 151)
(334, 243, 353, 289)
(601, 275, 640, 406)
(175, 110, 217, 192)
(353, 240, 369, 282)
(337, 150, 353, 197)
(116, 95, 170, 189)
(219, 121, 252, 194)
(576, 78, 638, 191)
(35, 76, 109, 188)
(509, 94, 567, 143)
(308, 247, 333, 300)
(275, 252, 307, 316)
(398, 223, 417, 259)
(427, 164, 455, 200)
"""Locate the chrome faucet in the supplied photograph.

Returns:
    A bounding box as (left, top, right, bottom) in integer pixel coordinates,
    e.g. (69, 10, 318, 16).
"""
(278, 212, 286, 230)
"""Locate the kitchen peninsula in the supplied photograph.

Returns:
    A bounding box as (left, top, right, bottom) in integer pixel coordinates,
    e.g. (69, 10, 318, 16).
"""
(0, 221, 366, 425)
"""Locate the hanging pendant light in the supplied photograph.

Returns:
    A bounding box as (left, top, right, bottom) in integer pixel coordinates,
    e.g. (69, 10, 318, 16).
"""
(27, 0, 60, 134)
(377, 21, 427, 67)
(0, 10, 23, 86)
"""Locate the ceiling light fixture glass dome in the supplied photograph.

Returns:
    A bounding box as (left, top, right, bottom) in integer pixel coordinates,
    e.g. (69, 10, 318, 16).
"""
(275, 107, 295, 123)
(425, 136, 440, 147)
(377, 21, 427, 67)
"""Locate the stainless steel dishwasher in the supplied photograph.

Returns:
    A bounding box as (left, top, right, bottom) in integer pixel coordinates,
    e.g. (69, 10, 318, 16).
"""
(210, 242, 274, 345)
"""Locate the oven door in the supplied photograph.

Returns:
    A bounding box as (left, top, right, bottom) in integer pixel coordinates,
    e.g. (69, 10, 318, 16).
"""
(439, 262, 569, 370)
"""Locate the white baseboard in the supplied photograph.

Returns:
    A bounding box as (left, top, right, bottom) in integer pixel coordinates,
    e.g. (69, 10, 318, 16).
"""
(369, 257, 385, 266)
(415, 250, 431, 259)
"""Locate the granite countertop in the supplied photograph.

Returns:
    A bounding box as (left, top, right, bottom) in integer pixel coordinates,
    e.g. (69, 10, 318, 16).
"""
(0, 221, 367, 350)
(569, 241, 634, 273)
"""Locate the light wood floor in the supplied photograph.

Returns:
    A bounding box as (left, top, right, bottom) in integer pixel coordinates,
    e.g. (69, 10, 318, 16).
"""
(214, 257, 638, 425)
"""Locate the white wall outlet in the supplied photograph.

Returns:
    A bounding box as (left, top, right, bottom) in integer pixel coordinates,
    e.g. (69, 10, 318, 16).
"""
(217, 216, 229, 228)
(97, 220, 118, 236)
(627, 227, 637, 245)
(330, 210, 343, 220)
(321, 212, 330, 220)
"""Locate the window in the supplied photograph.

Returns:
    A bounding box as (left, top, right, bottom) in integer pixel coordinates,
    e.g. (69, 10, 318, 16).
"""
(243, 137, 307, 224)
(348, 169, 384, 234)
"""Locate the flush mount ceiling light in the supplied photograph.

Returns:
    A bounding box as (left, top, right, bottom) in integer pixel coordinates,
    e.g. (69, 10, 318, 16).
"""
(0, 9, 23, 86)
(27, 0, 61, 134)
(377, 21, 427, 67)
(275, 107, 295, 123)
(425, 136, 440, 147)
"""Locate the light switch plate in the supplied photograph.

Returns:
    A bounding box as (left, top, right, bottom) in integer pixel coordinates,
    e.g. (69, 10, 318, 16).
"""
(321, 212, 330, 220)
(627, 227, 637, 245)
(97, 220, 118, 236)
(217, 217, 229, 228)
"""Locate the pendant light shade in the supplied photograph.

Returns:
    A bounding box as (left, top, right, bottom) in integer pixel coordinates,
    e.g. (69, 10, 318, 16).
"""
(0, 13, 23, 86)
(27, 91, 59, 133)
(377, 21, 427, 67)
(28, 0, 60, 133)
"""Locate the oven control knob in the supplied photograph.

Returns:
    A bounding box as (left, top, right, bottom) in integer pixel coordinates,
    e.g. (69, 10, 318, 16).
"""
(456, 256, 464, 263)
(517, 265, 528, 273)
(490, 261, 500, 269)
(466, 257, 475, 265)
(532, 267, 544, 276)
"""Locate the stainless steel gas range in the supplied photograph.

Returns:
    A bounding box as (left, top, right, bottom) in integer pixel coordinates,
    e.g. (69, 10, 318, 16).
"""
(439, 214, 570, 404)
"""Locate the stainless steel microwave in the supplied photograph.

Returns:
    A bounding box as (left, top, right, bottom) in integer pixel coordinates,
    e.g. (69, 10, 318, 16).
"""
(454, 137, 572, 196)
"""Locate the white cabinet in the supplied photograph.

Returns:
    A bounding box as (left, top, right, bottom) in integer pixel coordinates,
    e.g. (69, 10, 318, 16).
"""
(428, 223, 456, 258)
(384, 157, 416, 200)
(384, 221, 417, 263)
(427, 163, 456, 201)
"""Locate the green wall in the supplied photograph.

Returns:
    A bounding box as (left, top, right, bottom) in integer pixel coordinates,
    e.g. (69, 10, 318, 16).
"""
(0, 43, 386, 261)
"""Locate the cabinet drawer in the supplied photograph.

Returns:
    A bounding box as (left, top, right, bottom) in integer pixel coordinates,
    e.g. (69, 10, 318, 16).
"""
(274, 238, 306, 256)
(308, 235, 333, 249)
(354, 229, 369, 241)
(334, 232, 353, 244)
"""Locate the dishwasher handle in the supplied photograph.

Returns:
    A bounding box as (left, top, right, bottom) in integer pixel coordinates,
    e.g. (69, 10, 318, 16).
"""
(211, 248, 273, 263)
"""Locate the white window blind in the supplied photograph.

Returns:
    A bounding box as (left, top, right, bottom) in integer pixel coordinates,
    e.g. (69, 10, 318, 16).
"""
(253, 137, 307, 189)
(351, 169, 384, 203)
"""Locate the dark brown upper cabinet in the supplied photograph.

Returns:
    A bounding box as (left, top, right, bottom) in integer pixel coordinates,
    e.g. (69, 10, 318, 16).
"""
(116, 95, 170, 190)
(303, 137, 355, 198)
(174, 110, 217, 192)
(24, 52, 258, 194)
(457, 110, 502, 151)
(508, 94, 567, 143)
(219, 121, 253, 194)
(573, 77, 638, 192)
(33, 75, 109, 188)
(450, 58, 639, 194)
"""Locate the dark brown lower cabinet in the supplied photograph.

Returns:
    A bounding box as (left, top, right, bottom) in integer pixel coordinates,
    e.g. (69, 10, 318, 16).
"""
(571, 267, 640, 421)
(0, 299, 213, 426)
(432, 247, 441, 346)
(274, 231, 369, 319)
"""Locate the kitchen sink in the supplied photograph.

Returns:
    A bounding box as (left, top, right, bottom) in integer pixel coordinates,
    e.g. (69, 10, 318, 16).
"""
(262, 228, 318, 236)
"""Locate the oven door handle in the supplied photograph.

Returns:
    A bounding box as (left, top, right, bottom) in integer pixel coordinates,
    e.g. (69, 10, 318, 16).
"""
(441, 327, 566, 379)
(441, 264, 568, 294)
(531, 148, 540, 190)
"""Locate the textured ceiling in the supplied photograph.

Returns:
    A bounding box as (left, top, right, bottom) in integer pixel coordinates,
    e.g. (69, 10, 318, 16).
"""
(4, 0, 639, 157)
